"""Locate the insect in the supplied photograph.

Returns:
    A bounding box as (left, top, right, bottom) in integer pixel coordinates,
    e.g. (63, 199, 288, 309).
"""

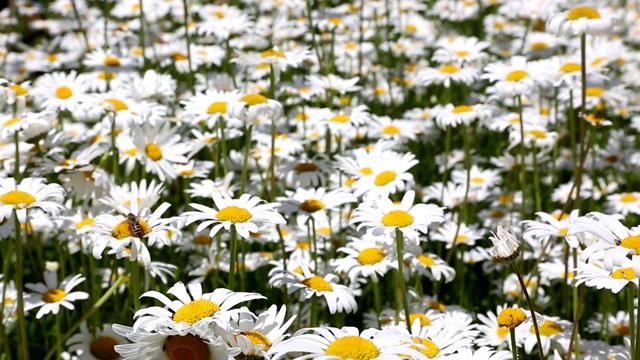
(126, 213, 145, 239)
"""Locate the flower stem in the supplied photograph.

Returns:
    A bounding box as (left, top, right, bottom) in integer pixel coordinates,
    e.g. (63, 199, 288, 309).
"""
(395, 229, 411, 332)
(14, 211, 29, 360)
(181, 0, 195, 89)
(629, 285, 636, 358)
(509, 327, 519, 360)
(229, 225, 238, 290)
(310, 295, 318, 327)
(372, 279, 382, 328)
(240, 124, 254, 194)
(511, 261, 544, 360)
(129, 260, 141, 311)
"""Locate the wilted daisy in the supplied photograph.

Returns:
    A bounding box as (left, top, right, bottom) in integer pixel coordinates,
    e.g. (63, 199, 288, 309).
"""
(488, 226, 521, 261)
(0, 177, 65, 223)
(24, 271, 88, 319)
(184, 192, 285, 239)
(351, 190, 445, 244)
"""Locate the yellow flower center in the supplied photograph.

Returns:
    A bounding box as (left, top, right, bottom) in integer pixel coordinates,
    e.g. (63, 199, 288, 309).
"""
(173, 299, 221, 325)
(299, 199, 325, 213)
(530, 42, 549, 50)
(103, 98, 128, 111)
(611, 267, 636, 280)
(497, 308, 527, 329)
(620, 235, 640, 254)
(496, 327, 510, 339)
(408, 313, 431, 326)
(418, 254, 435, 266)
(3, 118, 19, 127)
(89, 336, 120, 360)
(586, 87, 605, 97)
(559, 228, 569, 236)
(164, 333, 210, 360)
(0, 190, 36, 208)
(217, 206, 252, 223)
(296, 241, 310, 250)
(302, 276, 333, 291)
(470, 177, 485, 184)
(103, 56, 121, 67)
(207, 101, 227, 114)
(620, 193, 638, 203)
(325, 336, 380, 360)
(440, 64, 460, 74)
(533, 320, 563, 337)
(193, 235, 211, 245)
(260, 49, 286, 58)
(330, 114, 351, 123)
(42, 288, 66, 303)
(405, 24, 417, 33)
(294, 162, 318, 172)
(452, 105, 473, 113)
(381, 210, 414, 228)
(615, 324, 630, 336)
(567, 7, 601, 20)
(506, 70, 528, 82)
(374, 170, 396, 186)
(240, 330, 272, 351)
(357, 248, 385, 265)
(381, 125, 401, 135)
(125, 148, 138, 156)
(10, 84, 28, 96)
(359, 167, 373, 175)
(454, 50, 469, 57)
(76, 218, 94, 230)
(527, 129, 548, 139)
(412, 337, 440, 358)
(241, 94, 268, 106)
(98, 72, 116, 80)
(55, 86, 73, 99)
(560, 62, 582, 73)
(112, 217, 151, 240)
(145, 144, 163, 161)
(171, 53, 188, 61)
(455, 234, 468, 242)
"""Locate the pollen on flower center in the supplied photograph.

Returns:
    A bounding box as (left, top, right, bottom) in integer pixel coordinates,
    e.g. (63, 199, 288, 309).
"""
(241, 330, 272, 350)
(207, 101, 227, 114)
(374, 170, 396, 186)
(497, 307, 526, 328)
(103, 98, 128, 111)
(55, 86, 73, 99)
(620, 193, 638, 203)
(567, 7, 601, 20)
(217, 206, 252, 223)
(0, 190, 36, 207)
(533, 320, 563, 337)
(611, 267, 636, 280)
(42, 288, 66, 303)
(260, 49, 286, 58)
(381, 210, 414, 228)
(615, 324, 631, 336)
(452, 105, 473, 113)
(440, 64, 460, 73)
(299, 199, 325, 213)
(325, 336, 380, 360)
(418, 254, 435, 266)
(164, 333, 210, 360)
(241, 94, 268, 105)
(302, 276, 333, 291)
(620, 235, 640, 253)
(112, 216, 151, 240)
(294, 162, 318, 172)
(408, 313, 431, 326)
(89, 336, 120, 360)
(357, 248, 385, 265)
(145, 144, 163, 161)
(173, 299, 221, 325)
(330, 114, 351, 123)
(505, 70, 528, 82)
(412, 337, 440, 358)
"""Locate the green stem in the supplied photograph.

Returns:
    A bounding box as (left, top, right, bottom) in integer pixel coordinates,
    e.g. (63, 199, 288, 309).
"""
(181, 0, 194, 89)
(229, 225, 238, 290)
(130, 260, 141, 311)
(372, 279, 382, 328)
(635, 289, 640, 360)
(395, 229, 411, 332)
(516, 95, 527, 218)
(630, 285, 637, 359)
(310, 295, 318, 327)
(44, 273, 129, 360)
(512, 261, 544, 360)
(217, 118, 230, 176)
(14, 211, 29, 360)
(509, 327, 519, 360)
(239, 124, 253, 194)
(269, 118, 277, 201)
(137, 0, 148, 68)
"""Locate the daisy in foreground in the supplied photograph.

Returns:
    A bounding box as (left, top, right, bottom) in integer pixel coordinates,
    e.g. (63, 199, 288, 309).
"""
(350, 190, 445, 244)
(0, 177, 65, 223)
(24, 271, 88, 319)
(269, 326, 427, 360)
(183, 192, 286, 239)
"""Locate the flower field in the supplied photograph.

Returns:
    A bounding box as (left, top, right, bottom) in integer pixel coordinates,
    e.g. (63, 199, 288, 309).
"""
(1, 0, 639, 359)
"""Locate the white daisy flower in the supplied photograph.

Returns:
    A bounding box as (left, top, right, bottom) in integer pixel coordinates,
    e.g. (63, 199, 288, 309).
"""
(66, 322, 129, 360)
(547, 6, 618, 37)
(0, 177, 65, 224)
(31, 70, 90, 112)
(184, 192, 285, 239)
(24, 271, 88, 319)
(131, 122, 190, 182)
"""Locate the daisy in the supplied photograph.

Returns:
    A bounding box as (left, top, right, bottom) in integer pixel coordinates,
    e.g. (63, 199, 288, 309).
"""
(431, 221, 485, 249)
(24, 271, 88, 319)
(351, 190, 445, 244)
(434, 103, 491, 129)
(0, 177, 65, 224)
(306, 74, 361, 94)
(66, 322, 129, 360)
(587, 311, 630, 338)
(407, 251, 456, 283)
(332, 236, 396, 283)
(99, 179, 165, 213)
(432, 36, 489, 64)
(186, 173, 237, 199)
(419, 62, 480, 88)
(131, 122, 190, 182)
(488, 226, 521, 261)
(476, 304, 512, 348)
(270, 326, 422, 360)
(278, 187, 356, 228)
(181, 89, 242, 128)
(547, 6, 619, 37)
(605, 192, 640, 216)
(184, 192, 285, 240)
(279, 154, 331, 188)
(83, 48, 134, 72)
(228, 93, 283, 124)
(323, 105, 371, 136)
(574, 257, 640, 294)
(31, 70, 90, 112)
(403, 321, 473, 359)
(270, 266, 357, 314)
(351, 151, 419, 199)
(482, 56, 541, 97)
(233, 46, 312, 81)
(515, 315, 573, 356)
(133, 281, 264, 330)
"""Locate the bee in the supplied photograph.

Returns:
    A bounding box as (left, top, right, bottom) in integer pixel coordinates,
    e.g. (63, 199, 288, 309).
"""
(126, 213, 145, 239)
